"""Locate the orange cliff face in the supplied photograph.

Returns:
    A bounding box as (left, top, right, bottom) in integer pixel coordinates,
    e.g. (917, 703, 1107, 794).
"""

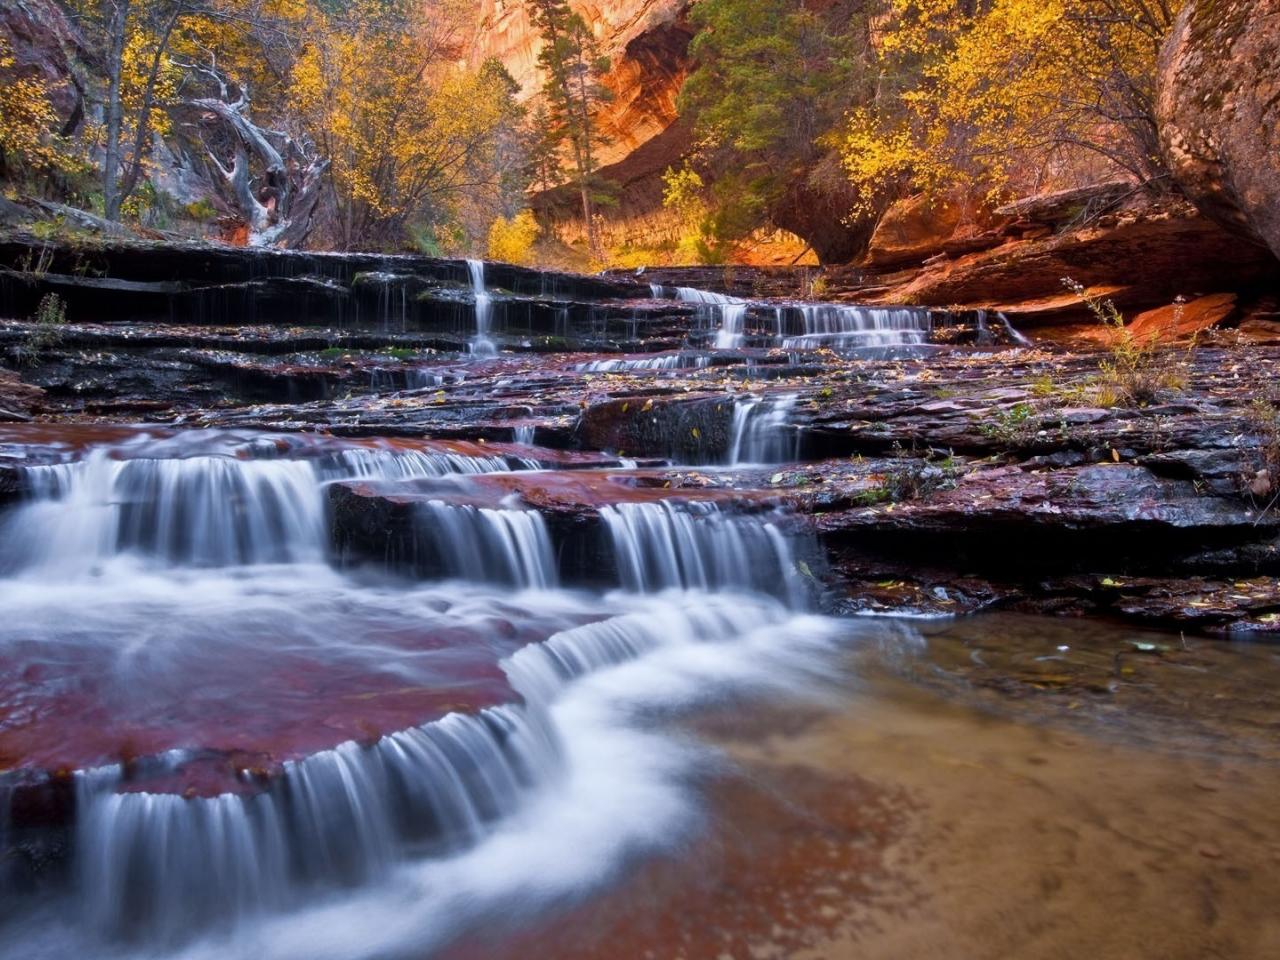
(471, 0, 693, 172)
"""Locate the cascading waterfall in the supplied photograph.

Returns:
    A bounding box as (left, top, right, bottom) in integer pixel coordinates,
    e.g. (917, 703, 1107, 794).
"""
(727, 395, 800, 465)
(405, 370, 447, 390)
(0, 425, 856, 957)
(714, 303, 749, 349)
(466, 259, 497, 359)
(73, 704, 554, 942)
(601, 500, 809, 606)
(781, 304, 932, 351)
(3, 443, 532, 573)
(669, 286, 935, 352)
(326, 446, 529, 480)
(572, 353, 711, 373)
(7, 453, 329, 570)
(675, 287, 748, 347)
(982, 310, 1032, 347)
(414, 502, 558, 589)
(41, 587, 835, 952)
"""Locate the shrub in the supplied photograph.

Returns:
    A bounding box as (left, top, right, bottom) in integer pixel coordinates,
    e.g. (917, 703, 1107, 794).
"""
(980, 401, 1038, 444)
(182, 198, 219, 222)
(487, 210, 541, 265)
(859, 445, 963, 504)
(1063, 278, 1189, 408)
(21, 292, 66, 362)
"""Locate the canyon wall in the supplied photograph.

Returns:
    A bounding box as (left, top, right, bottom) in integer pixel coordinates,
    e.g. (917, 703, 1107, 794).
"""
(471, 1, 693, 174)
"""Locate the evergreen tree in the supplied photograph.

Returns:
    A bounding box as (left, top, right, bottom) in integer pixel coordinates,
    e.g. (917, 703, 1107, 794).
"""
(524, 0, 613, 258)
(677, 0, 877, 261)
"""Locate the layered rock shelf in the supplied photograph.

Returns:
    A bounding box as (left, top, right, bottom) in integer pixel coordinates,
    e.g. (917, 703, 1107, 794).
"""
(2, 236, 1279, 640)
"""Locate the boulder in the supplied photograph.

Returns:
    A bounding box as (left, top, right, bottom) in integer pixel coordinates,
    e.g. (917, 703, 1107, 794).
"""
(1157, 0, 1280, 261)
(866, 191, 1007, 270)
(993, 180, 1135, 228)
(1128, 293, 1238, 343)
(885, 197, 1275, 325)
(0, 368, 42, 423)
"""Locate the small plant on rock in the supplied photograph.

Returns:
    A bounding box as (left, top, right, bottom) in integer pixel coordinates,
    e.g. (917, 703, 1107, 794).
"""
(20, 293, 66, 363)
(980, 401, 1038, 445)
(1062, 277, 1189, 407)
(859, 444, 963, 505)
(1242, 397, 1280, 504)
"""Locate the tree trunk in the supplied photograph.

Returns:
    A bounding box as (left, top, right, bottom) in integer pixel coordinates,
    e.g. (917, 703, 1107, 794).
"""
(118, 4, 185, 210)
(579, 181, 596, 256)
(102, 0, 131, 222)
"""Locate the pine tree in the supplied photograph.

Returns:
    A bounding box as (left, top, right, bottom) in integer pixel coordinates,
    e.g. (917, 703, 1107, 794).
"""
(524, 0, 612, 258)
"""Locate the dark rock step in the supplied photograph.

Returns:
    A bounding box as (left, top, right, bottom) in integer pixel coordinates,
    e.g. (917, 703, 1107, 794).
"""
(0, 234, 649, 303)
(329, 471, 790, 588)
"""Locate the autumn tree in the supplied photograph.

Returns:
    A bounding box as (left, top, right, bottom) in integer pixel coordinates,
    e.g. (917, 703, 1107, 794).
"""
(524, 0, 613, 258)
(62, 0, 193, 221)
(0, 36, 79, 185)
(65, 0, 301, 224)
(841, 0, 1175, 210)
(290, 0, 527, 250)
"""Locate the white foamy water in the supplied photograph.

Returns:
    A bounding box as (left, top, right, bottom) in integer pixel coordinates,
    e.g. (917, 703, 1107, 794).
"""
(0, 428, 909, 958)
(728, 394, 800, 465)
(467, 259, 497, 359)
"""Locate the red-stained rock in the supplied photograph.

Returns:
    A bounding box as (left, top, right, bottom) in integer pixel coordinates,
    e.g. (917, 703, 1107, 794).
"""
(1128, 293, 1238, 343)
(0, 369, 41, 423)
(880, 197, 1275, 325)
(867, 191, 1008, 270)
(472, 0, 691, 172)
(0, 0, 89, 135)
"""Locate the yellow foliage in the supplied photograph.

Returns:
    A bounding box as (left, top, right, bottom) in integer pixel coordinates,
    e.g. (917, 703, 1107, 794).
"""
(0, 37, 78, 178)
(842, 0, 1171, 209)
(291, 0, 514, 246)
(487, 210, 541, 265)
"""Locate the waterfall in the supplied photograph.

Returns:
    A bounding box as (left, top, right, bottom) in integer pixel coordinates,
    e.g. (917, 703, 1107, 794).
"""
(669, 286, 936, 351)
(324, 446, 526, 479)
(714, 303, 749, 349)
(7, 452, 329, 570)
(727, 395, 799, 465)
(600, 501, 809, 606)
(72, 700, 556, 941)
(996, 311, 1033, 347)
(504, 595, 805, 704)
(3, 442, 529, 573)
(466, 259, 497, 359)
(50, 588, 834, 946)
(415, 502, 558, 588)
(0, 423, 852, 955)
(675, 287, 749, 346)
(572, 353, 710, 373)
(782, 305, 932, 350)
(405, 370, 447, 390)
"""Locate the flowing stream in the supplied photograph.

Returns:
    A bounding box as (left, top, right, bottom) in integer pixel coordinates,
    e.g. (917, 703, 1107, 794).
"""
(0, 426, 868, 958)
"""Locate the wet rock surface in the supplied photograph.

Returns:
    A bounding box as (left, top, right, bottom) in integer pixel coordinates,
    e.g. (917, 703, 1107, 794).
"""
(2, 238, 1279, 638)
(5, 237, 1280, 955)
